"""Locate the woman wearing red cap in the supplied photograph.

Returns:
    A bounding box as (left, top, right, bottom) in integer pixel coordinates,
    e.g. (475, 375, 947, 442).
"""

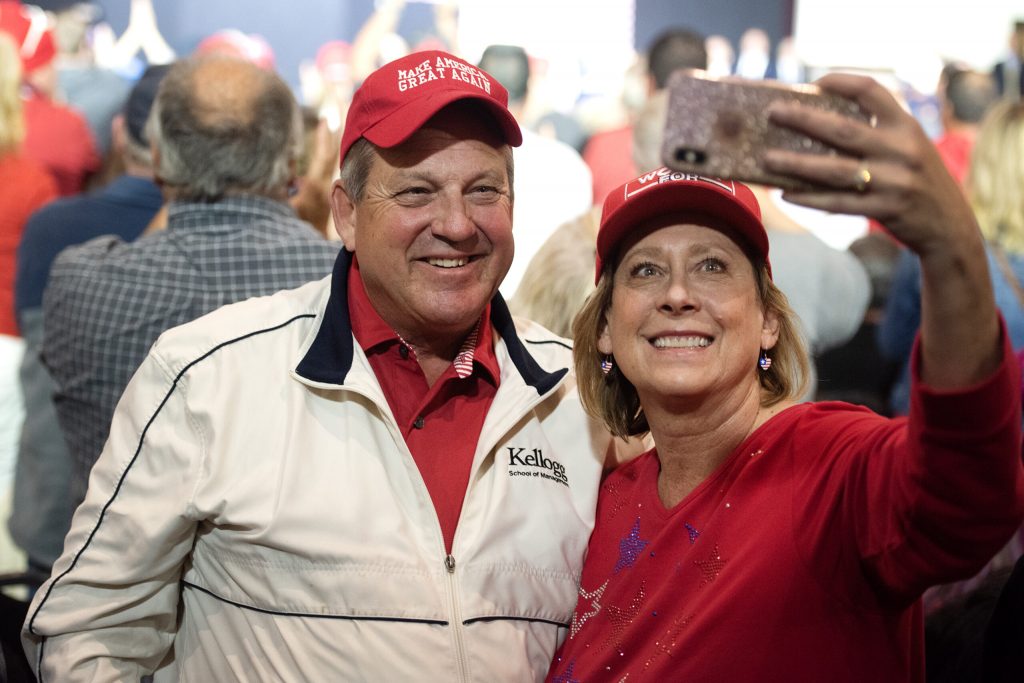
(547, 74, 1024, 681)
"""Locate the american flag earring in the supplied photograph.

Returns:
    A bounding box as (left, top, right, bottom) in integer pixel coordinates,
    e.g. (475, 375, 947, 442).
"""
(601, 355, 614, 375)
(758, 350, 772, 371)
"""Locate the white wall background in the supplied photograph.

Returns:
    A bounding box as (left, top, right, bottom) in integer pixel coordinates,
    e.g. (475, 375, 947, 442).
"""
(794, 0, 1020, 91)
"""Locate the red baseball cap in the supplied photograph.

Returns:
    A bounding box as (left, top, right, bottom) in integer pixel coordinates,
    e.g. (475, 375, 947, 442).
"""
(339, 49, 522, 163)
(195, 29, 276, 71)
(0, 1, 56, 74)
(316, 40, 352, 84)
(595, 168, 770, 283)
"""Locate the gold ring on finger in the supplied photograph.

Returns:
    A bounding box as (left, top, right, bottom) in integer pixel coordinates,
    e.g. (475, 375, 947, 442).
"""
(853, 163, 872, 193)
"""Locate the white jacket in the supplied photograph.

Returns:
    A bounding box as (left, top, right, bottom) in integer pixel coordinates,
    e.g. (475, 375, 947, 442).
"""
(24, 252, 614, 682)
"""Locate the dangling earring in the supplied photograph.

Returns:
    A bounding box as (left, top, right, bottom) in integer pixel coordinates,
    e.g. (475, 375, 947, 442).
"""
(600, 355, 615, 375)
(758, 350, 772, 371)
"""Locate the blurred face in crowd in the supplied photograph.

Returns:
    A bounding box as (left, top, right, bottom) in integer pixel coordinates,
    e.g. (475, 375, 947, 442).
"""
(597, 222, 778, 406)
(334, 104, 514, 345)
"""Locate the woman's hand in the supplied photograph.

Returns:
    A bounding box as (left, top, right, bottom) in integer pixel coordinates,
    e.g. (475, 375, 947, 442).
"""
(764, 73, 1000, 391)
(762, 73, 975, 258)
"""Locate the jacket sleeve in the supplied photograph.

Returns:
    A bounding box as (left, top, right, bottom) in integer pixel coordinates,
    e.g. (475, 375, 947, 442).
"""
(22, 345, 204, 681)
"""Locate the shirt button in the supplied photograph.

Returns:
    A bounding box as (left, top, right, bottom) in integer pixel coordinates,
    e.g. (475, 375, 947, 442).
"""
(413, 416, 425, 429)
(399, 345, 409, 359)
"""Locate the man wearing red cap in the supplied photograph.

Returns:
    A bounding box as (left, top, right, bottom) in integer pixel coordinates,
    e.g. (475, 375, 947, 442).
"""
(0, 0, 99, 195)
(23, 50, 619, 681)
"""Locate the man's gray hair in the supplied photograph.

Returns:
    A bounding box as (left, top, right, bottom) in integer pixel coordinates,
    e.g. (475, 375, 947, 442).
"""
(149, 55, 303, 201)
(337, 138, 378, 204)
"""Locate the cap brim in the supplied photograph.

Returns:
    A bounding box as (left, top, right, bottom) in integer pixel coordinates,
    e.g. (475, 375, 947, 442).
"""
(361, 89, 523, 150)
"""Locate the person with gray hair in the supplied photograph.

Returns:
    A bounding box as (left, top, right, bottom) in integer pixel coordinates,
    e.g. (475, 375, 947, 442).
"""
(934, 66, 998, 184)
(584, 26, 709, 205)
(149, 57, 300, 202)
(37, 54, 340, 518)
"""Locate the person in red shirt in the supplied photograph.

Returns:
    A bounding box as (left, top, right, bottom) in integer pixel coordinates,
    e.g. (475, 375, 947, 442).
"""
(548, 73, 1024, 682)
(0, 0, 99, 195)
(583, 27, 707, 206)
(934, 66, 998, 185)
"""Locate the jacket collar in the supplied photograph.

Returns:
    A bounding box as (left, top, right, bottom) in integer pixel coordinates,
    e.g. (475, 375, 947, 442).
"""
(295, 249, 565, 394)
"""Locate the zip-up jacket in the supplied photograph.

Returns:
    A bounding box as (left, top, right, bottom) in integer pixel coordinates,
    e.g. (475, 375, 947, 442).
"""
(23, 251, 613, 682)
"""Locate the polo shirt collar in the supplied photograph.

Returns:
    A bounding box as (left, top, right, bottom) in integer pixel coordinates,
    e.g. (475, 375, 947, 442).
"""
(347, 256, 499, 383)
(295, 249, 565, 394)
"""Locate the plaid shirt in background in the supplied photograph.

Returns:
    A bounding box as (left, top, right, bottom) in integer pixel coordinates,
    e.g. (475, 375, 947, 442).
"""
(42, 195, 341, 507)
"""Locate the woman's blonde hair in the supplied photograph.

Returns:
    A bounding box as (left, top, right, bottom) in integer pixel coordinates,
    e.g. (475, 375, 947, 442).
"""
(508, 207, 600, 338)
(969, 100, 1024, 254)
(572, 258, 809, 439)
(0, 33, 25, 156)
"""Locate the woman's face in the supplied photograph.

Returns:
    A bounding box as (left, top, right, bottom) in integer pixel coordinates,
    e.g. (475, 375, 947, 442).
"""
(598, 223, 779, 406)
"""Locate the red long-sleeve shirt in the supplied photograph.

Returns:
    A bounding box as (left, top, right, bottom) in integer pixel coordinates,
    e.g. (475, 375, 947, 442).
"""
(548, 330, 1024, 682)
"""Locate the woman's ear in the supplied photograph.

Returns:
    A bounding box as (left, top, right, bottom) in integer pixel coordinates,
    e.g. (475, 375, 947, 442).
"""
(761, 305, 781, 351)
(597, 314, 614, 355)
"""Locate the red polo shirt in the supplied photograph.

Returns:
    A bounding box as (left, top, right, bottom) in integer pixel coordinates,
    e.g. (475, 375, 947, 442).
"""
(348, 258, 500, 553)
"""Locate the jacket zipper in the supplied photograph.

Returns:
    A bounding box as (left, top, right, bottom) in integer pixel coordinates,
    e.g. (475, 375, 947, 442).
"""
(369, 402, 469, 680)
(373, 404, 470, 680)
(343, 370, 569, 680)
(445, 553, 471, 682)
(440, 381, 567, 682)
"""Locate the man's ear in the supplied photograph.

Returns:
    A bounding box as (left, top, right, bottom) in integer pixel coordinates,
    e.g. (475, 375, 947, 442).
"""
(287, 157, 298, 190)
(331, 179, 356, 252)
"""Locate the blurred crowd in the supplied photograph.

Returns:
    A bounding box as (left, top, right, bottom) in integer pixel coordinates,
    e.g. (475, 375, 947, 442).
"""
(1, 0, 1023, 680)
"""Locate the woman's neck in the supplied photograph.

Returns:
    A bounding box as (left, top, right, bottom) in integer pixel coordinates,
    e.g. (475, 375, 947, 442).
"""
(644, 384, 791, 508)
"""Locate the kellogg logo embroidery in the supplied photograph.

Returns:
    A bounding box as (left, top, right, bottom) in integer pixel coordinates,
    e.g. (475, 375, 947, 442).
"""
(624, 168, 735, 200)
(396, 56, 492, 94)
(506, 447, 569, 487)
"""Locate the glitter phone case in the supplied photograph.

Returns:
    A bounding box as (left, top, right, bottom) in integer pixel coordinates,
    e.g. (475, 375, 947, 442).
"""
(661, 70, 869, 191)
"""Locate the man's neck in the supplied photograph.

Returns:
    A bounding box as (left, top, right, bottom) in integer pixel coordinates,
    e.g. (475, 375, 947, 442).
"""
(123, 163, 154, 179)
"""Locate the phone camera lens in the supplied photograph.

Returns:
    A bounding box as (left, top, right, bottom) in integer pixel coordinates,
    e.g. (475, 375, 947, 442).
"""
(675, 148, 706, 165)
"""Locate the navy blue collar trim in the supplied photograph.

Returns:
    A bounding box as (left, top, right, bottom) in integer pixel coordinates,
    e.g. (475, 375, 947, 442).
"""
(295, 249, 566, 394)
(294, 249, 356, 385)
(489, 294, 567, 394)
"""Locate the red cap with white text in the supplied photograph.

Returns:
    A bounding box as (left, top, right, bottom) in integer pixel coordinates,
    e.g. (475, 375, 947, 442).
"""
(338, 50, 522, 163)
(595, 169, 770, 283)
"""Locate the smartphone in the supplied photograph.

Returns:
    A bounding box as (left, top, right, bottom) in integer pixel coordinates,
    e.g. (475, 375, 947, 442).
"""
(661, 70, 869, 191)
